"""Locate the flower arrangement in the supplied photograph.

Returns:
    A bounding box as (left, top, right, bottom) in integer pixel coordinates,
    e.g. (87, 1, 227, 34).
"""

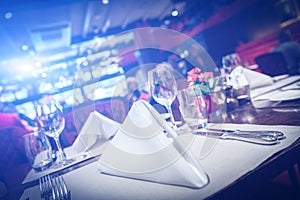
(187, 68, 214, 95)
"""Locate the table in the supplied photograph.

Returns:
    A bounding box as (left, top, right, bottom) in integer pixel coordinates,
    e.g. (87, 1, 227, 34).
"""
(207, 100, 300, 199)
(18, 80, 300, 200)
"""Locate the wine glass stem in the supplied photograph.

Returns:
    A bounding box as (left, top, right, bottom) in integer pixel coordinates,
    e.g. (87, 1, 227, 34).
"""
(53, 137, 66, 162)
(166, 104, 177, 129)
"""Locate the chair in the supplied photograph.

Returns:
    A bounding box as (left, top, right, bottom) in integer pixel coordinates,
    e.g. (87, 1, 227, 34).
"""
(0, 123, 32, 197)
(254, 52, 289, 77)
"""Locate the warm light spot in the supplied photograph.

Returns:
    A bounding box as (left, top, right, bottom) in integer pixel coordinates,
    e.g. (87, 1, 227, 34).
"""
(35, 62, 42, 68)
(171, 9, 179, 17)
(22, 45, 29, 51)
(102, 0, 109, 5)
(41, 72, 47, 78)
(164, 20, 170, 25)
(4, 12, 12, 19)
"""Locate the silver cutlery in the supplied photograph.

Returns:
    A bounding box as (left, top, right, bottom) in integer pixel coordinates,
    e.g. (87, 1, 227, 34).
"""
(194, 128, 282, 145)
(206, 128, 285, 140)
(52, 174, 71, 200)
(39, 175, 52, 200)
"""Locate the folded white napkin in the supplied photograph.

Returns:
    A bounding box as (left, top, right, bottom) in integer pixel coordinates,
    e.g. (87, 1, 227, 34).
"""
(72, 111, 120, 153)
(229, 66, 273, 89)
(97, 100, 208, 188)
(251, 75, 300, 100)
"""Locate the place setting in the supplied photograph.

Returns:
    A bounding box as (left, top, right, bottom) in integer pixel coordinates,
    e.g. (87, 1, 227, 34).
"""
(22, 97, 119, 184)
(20, 63, 300, 200)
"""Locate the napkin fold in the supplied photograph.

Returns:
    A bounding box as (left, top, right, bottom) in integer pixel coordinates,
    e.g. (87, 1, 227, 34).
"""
(97, 100, 208, 188)
(230, 66, 274, 89)
(71, 111, 120, 153)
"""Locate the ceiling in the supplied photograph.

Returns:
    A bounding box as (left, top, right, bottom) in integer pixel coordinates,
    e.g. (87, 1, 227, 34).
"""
(0, 0, 239, 60)
(0, 0, 180, 59)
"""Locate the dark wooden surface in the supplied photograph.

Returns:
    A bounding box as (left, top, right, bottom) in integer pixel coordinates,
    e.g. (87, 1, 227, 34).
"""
(210, 99, 300, 126)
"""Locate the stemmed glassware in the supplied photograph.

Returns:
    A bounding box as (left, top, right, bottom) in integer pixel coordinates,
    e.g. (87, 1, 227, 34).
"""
(148, 64, 178, 128)
(222, 53, 251, 106)
(36, 97, 74, 167)
(222, 53, 241, 74)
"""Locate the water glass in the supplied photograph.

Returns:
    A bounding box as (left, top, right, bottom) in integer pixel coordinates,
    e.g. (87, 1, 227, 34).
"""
(222, 53, 241, 73)
(233, 85, 251, 106)
(222, 53, 251, 107)
(23, 131, 55, 172)
(177, 86, 208, 130)
(230, 67, 251, 106)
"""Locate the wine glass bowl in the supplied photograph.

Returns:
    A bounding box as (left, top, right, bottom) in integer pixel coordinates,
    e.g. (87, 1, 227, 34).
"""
(222, 53, 241, 73)
(36, 102, 65, 138)
(151, 82, 176, 106)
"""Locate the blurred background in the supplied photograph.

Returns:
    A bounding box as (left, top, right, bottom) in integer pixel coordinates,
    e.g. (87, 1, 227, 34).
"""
(0, 0, 299, 119)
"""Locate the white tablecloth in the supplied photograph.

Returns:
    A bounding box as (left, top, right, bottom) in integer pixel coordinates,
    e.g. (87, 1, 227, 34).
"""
(20, 124, 300, 200)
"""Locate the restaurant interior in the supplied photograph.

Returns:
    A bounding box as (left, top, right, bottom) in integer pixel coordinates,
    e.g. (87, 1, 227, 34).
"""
(0, 0, 300, 199)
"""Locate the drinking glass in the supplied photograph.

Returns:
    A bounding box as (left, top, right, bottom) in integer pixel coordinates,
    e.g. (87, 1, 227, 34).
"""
(222, 53, 241, 74)
(222, 53, 251, 106)
(36, 97, 73, 167)
(231, 67, 251, 106)
(23, 131, 55, 172)
(148, 65, 178, 128)
(177, 86, 208, 131)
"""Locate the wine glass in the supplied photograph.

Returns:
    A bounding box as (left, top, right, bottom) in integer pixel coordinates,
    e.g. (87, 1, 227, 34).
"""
(36, 97, 73, 167)
(222, 53, 251, 106)
(148, 64, 178, 128)
(222, 53, 241, 74)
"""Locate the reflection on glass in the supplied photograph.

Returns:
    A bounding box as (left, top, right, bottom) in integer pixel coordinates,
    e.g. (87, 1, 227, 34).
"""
(177, 86, 208, 130)
(148, 64, 178, 127)
(36, 97, 74, 167)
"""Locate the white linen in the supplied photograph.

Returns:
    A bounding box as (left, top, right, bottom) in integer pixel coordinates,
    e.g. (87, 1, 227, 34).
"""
(21, 142, 108, 184)
(251, 75, 300, 100)
(22, 111, 119, 184)
(72, 111, 120, 152)
(229, 66, 273, 89)
(267, 90, 300, 101)
(20, 124, 300, 200)
(97, 100, 208, 188)
(280, 79, 300, 91)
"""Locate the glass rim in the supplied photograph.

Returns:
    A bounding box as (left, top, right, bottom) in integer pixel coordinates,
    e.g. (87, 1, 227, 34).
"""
(22, 130, 45, 138)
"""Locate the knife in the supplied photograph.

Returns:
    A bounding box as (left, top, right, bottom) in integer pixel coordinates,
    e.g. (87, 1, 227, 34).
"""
(205, 128, 285, 140)
(193, 129, 280, 145)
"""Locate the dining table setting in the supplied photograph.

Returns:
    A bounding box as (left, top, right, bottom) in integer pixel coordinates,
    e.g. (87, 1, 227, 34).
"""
(19, 64, 300, 200)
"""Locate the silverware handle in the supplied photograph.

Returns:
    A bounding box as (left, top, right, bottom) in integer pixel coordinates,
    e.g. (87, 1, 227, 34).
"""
(235, 130, 285, 140)
(221, 133, 279, 145)
(207, 128, 285, 140)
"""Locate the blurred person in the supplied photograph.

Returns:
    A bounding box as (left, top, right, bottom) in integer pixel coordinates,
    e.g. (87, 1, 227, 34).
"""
(0, 102, 36, 128)
(126, 77, 150, 107)
(271, 29, 300, 75)
(0, 102, 33, 199)
(0, 102, 33, 131)
(168, 53, 189, 77)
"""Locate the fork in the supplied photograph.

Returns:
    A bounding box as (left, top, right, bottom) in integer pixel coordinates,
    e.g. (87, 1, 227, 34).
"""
(52, 174, 71, 200)
(39, 175, 52, 200)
